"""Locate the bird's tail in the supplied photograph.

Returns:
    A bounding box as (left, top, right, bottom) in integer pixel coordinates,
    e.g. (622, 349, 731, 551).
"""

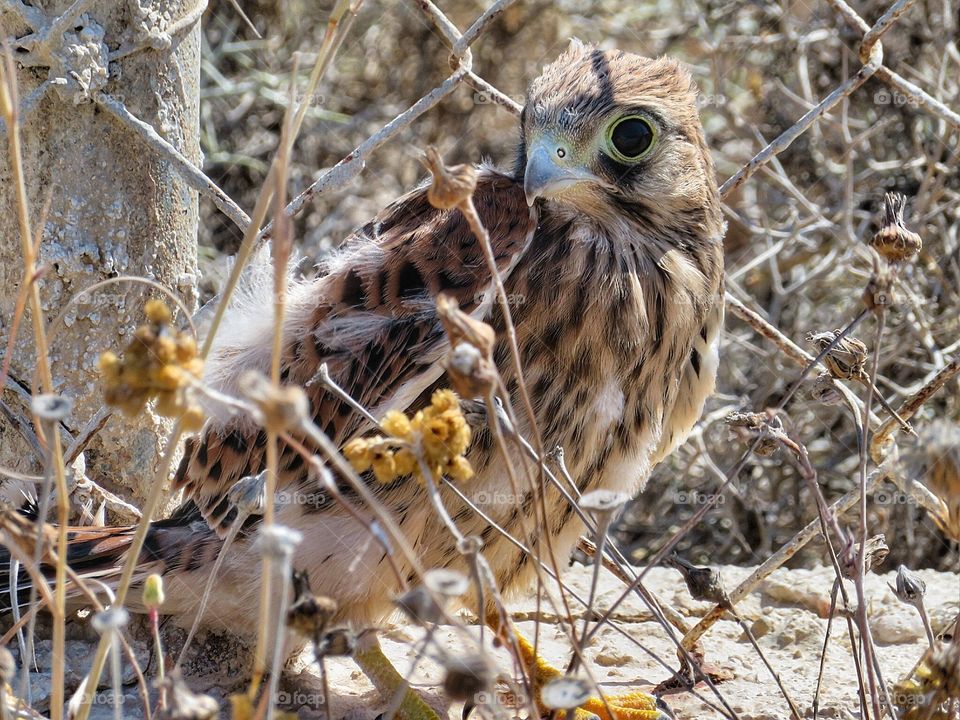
(0, 502, 219, 621)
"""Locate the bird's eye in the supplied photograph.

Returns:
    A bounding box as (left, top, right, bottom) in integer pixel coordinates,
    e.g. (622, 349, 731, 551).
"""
(605, 116, 656, 162)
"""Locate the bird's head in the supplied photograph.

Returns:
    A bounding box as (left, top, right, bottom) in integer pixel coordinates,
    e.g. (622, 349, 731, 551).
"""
(518, 42, 719, 226)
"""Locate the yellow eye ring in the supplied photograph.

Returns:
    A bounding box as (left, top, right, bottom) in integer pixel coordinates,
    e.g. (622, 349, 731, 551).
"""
(604, 115, 657, 163)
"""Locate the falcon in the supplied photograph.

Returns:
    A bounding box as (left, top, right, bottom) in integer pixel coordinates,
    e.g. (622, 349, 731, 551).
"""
(4, 41, 725, 720)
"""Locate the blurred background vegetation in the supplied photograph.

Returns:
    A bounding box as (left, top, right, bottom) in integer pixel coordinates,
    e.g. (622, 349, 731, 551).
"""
(198, 0, 960, 571)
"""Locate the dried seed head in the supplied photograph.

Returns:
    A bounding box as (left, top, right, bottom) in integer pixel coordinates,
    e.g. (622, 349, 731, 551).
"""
(891, 564, 926, 606)
(143, 573, 165, 610)
(239, 371, 310, 433)
(441, 652, 492, 701)
(424, 568, 470, 598)
(31, 393, 73, 422)
(99, 300, 204, 427)
(346, 388, 473, 486)
(841, 534, 889, 579)
(870, 193, 922, 263)
(395, 585, 444, 624)
(91, 606, 130, 633)
(579, 489, 630, 518)
(540, 677, 592, 710)
(457, 535, 483, 556)
(257, 524, 303, 561)
(421, 146, 477, 210)
(446, 341, 495, 397)
(287, 569, 338, 640)
(810, 373, 844, 405)
(547, 445, 566, 467)
(437, 294, 497, 397)
(227, 470, 268, 517)
(806, 330, 868, 380)
(158, 669, 220, 720)
(724, 411, 781, 456)
(315, 628, 356, 658)
(667, 555, 730, 607)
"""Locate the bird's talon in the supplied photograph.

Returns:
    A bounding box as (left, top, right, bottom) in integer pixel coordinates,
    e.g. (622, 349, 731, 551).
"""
(572, 690, 671, 720)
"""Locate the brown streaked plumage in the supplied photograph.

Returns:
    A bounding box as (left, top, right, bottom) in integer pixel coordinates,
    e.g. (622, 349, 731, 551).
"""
(3, 41, 724, 709)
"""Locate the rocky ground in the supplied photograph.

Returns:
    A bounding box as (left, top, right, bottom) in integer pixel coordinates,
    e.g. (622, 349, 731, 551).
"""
(288, 563, 959, 720)
(16, 563, 958, 719)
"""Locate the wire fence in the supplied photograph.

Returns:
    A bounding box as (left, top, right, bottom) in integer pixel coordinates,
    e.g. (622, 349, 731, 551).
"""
(2, 0, 960, 718)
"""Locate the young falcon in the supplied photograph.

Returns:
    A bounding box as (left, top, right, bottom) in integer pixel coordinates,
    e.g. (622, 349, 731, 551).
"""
(8, 42, 724, 719)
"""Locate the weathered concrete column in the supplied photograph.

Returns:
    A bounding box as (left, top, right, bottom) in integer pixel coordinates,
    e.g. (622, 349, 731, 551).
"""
(0, 0, 201, 508)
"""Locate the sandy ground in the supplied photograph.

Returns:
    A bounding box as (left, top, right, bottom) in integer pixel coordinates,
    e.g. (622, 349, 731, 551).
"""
(278, 563, 960, 720)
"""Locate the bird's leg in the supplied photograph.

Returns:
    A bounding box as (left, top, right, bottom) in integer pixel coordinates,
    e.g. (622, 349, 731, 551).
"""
(353, 632, 441, 720)
(486, 610, 670, 720)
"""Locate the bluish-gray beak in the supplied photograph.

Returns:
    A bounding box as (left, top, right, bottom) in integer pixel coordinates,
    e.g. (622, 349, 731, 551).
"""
(523, 139, 599, 206)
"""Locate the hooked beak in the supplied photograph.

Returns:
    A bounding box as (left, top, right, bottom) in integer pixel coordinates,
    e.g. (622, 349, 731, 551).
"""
(523, 138, 599, 206)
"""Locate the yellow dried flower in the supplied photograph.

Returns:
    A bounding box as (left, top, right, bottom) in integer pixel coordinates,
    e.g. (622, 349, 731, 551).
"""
(370, 448, 397, 483)
(99, 300, 204, 426)
(344, 438, 372, 473)
(381, 410, 413, 439)
(144, 298, 172, 324)
(343, 389, 473, 485)
(430, 389, 459, 413)
(445, 455, 474, 482)
(394, 448, 417, 476)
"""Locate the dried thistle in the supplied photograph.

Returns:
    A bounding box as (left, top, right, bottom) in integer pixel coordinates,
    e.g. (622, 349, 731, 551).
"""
(870, 192, 922, 264)
(724, 410, 782, 456)
(437, 293, 497, 397)
(810, 372, 843, 405)
(238, 370, 310, 434)
(806, 330, 868, 381)
(287, 569, 338, 641)
(395, 585, 444, 625)
(891, 564, 927, 605)
(667, 555, 732, 608)
(840, 534, 889, 579)
(344, 389, 473, 485)
(98, 299, 204, 429)
(421, 145, 477, 210)
(889, 564, 935, 648)
(441, 652, 492, 701)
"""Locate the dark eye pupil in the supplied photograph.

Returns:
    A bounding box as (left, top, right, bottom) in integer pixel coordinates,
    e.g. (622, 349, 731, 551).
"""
(611, 118, 653, 158)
